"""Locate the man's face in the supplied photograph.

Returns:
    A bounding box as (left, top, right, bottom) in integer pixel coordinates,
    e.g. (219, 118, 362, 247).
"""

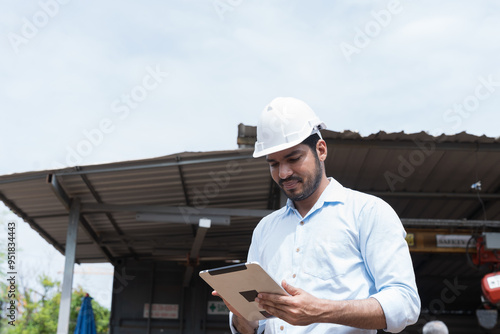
(266, 143, 323, 201)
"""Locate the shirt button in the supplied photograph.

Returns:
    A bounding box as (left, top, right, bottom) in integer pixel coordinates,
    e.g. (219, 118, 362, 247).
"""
(280, 325, 284, 330)
(300, 221, 304, 225)
(296, 248, 300, 252)
(292, 274, 296, 278)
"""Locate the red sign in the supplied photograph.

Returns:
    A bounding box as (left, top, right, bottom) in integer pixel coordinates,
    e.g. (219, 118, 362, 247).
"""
(143, 303, 179, 319)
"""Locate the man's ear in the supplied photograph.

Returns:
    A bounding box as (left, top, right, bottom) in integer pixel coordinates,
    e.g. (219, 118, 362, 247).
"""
(316, 140, 327, 162)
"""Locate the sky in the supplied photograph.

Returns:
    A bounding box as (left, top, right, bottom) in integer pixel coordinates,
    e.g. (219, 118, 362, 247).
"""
(1, 0, 500, 310)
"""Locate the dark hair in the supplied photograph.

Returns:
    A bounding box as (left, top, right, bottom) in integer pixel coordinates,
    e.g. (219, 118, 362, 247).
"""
(300, 133, 321, 156)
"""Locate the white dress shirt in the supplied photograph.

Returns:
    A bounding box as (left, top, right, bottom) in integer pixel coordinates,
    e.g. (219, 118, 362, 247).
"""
(230, 178, 420, 333)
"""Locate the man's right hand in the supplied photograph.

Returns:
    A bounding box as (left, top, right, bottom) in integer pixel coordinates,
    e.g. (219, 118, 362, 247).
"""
(212, 290, 259, 334)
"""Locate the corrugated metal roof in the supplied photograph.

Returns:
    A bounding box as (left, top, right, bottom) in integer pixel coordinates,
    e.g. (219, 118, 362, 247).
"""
(0, 149, 270, 263)
(0, 130, 499, 266)
(319, 130, 500, 223)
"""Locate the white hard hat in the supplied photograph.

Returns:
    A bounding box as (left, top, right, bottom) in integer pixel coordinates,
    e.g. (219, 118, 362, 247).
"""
(253, 97, 327, 158)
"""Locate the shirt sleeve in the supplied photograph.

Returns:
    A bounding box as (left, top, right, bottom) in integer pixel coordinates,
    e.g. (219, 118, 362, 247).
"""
(228, 312, 239, 334)
(228, 313, 266, 334)
(358, 197, 421, 333)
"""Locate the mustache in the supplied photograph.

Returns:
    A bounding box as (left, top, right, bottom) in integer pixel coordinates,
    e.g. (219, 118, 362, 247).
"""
(279, 176, 303, 187)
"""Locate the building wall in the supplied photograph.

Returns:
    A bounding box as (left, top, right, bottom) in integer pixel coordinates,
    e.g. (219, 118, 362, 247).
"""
(110, 259, 500, 334)
(110, 259, 232, 334)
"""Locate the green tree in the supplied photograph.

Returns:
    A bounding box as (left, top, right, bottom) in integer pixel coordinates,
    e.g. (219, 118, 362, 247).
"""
(6, 275, 110, 334)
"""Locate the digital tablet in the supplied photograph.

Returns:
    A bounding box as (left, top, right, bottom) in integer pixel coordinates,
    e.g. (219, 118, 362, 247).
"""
(199, 262, 287, 321)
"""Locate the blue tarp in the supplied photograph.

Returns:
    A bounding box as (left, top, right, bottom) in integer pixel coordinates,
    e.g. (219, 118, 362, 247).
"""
(74, 294, 97, 334)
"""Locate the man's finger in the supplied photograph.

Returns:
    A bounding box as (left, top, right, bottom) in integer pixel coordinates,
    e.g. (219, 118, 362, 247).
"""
(281, 280, 300, 296)
(213, 290, 248, 320)
(257, 292, 281, 304)
(257, 293, 291, 309)
(212, 290, 220, 297)
(258, 300, 293, 324)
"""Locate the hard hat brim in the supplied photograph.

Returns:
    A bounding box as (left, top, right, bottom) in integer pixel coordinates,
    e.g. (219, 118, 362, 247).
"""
(253, 128, 324, 158)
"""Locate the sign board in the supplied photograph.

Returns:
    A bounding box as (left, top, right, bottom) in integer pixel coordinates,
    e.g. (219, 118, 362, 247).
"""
(405, 233, 415, 247)
(487, 274, 500, 290)
(484, 233, 500, 249)
(436, 235, 472, 248)
(143, 303, 179, 319)
(207, 301, 230, 315)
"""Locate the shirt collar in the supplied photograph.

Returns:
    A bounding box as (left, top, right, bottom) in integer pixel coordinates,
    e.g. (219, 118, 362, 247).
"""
(285, 177, 346, 214)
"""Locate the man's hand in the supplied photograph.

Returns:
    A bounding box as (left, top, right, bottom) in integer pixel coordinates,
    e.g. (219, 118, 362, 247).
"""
(256, 280, 325, 326)
(256, 280, 387, 329)
(212, 291, 258, 334)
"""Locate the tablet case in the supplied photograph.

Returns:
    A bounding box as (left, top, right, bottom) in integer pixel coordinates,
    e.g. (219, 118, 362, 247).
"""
(199, 262, 286, 321)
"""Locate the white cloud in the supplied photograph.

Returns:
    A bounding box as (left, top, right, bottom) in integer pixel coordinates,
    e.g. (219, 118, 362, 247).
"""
(1, 0, 500, 312)
(1, 0, 499, 171)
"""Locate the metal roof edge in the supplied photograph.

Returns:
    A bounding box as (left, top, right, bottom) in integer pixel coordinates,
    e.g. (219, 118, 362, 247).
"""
(0, 148, 255, 182)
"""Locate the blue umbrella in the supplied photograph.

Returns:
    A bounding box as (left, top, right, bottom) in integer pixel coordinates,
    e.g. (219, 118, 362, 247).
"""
(74, 293, 97, 334)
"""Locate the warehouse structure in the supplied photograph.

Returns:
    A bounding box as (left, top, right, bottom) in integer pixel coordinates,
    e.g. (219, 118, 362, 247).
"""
(0, 126, 500, 333)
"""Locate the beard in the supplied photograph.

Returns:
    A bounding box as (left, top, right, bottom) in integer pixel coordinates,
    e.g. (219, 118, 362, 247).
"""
(279, 155, 323, 202)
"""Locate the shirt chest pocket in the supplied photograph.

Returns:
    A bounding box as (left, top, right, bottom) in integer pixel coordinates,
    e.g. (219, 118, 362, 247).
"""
(301, 232, 351, 280)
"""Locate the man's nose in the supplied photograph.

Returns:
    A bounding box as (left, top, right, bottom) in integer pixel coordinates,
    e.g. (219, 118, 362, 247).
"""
(279, 163, 293, 179)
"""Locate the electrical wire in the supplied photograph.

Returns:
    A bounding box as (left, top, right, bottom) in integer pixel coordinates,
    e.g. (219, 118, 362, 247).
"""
(474, 148, 488, 222)
(466, 235, 481, 270)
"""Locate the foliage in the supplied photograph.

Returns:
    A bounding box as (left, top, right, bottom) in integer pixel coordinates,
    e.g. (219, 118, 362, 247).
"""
(4, 275, 110, 334)
(0, 213, 109, 333)
(1, 217, 8, 333)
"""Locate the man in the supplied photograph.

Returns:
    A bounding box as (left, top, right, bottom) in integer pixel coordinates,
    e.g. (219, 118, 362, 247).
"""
(422, 320, 449, 334)
(215, 97, 420, 333)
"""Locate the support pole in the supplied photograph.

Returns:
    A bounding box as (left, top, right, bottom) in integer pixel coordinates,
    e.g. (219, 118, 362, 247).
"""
(146, 262, 156, 334)
(57, 198, 80, 334)
(280, 189, 287, 208)
(182, 219, 210, 287)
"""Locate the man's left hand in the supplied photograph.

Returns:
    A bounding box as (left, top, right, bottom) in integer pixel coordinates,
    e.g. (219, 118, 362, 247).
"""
(256, 280, 327, 326)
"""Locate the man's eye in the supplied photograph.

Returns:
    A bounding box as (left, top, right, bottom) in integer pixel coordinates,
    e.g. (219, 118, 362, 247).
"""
(289, 157, 300, 162)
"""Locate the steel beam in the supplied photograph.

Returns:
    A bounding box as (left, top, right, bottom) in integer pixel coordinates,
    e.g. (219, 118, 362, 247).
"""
(324, 137, 500, 152)
(136, 212, 230, 225)
(48, 174, 71, 210)
(182, 259, 195, 287)
(53, 154, 254, 176)
(81, 202, 273, 218)
(146, 263, 156, 334)
(176, 157, 191, 206)
(0, 191, 65, 254)
(30, 213, 71, 219)
(368, 191, 500, 200)
(78, 173, 137, 259)
(57, 198, 80, 334)
(401, 218, 500, 228)
(47, 174, 114, 263)
(190, 226, 209, 259)
(117, 253, 244, 262)
(183, 220, 210, 287)
(0, 173, 46, 185)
